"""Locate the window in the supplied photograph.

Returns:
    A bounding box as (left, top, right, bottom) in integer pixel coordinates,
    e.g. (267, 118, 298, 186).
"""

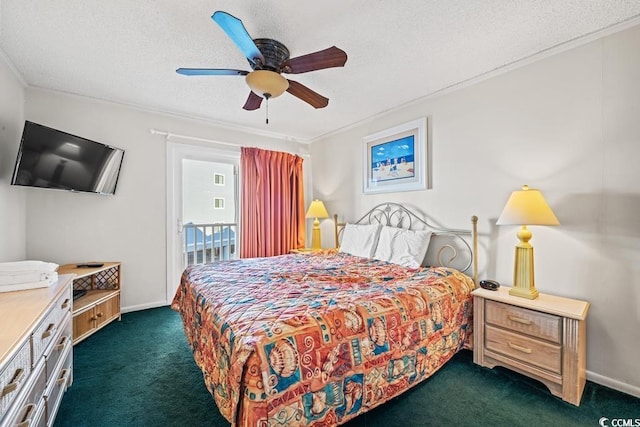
(214, 197, 225, 209)
(214, 173, 225, 186)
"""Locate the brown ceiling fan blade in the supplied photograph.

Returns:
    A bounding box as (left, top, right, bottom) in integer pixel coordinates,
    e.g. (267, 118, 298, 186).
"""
(243, 91, 263, 110)
(286, 80, 329, 109)
(283, 46, 347, 74)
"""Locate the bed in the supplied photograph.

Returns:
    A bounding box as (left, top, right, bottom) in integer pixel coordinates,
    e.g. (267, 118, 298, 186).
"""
(172, 203, 478, 426)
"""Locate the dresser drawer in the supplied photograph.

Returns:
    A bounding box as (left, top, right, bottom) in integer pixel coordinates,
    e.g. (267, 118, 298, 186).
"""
(24, 361, 46, 412)
(5, 396, 46, 427)
(0, 340, 31, 418)
(2, 361, 46, 427)
(45, 315, 72, 383)
(32, 397, 47, 427)
(485, 325, 562, 374)
(45, 366, 71, 425)
(485, 300, 561, 344)
(32, 289, 72, 363)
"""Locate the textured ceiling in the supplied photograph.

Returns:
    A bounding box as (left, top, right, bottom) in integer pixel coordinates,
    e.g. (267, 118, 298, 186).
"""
(2, 1, 640, 142)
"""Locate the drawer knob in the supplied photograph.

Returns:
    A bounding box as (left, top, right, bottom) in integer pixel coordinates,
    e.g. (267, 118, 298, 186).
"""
(54, 335, 69, 351)
(1, 368, 25, 397)
(56, 368, 70, 386)
(508, 341, 532, 354)
(61, 298, 70, 309)
(508, 315, 533, 325)
(15, 402, 36, 427)
(41, 323, 56, 339)
(96, 312, 104, 318)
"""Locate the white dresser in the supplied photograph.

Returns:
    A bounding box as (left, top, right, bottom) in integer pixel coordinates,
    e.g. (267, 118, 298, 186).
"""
(0, 275, 74, 427)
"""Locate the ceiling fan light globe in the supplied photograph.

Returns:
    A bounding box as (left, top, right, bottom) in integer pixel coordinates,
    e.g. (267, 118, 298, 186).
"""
(246, 70, 289, 98)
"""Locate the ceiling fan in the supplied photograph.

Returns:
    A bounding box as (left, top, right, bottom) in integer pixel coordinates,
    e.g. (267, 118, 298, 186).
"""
(176, 11, 348, 116)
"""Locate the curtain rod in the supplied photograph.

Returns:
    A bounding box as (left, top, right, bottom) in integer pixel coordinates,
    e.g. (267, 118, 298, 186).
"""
(149, 128, 310, 158)
(149, 129, 240, 148)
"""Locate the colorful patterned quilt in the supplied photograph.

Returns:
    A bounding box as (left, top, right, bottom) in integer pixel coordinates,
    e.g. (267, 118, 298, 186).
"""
(171, 252, 475, 426)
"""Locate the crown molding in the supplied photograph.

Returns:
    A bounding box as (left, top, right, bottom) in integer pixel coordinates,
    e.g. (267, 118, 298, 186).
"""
(26, 85, 310, 144)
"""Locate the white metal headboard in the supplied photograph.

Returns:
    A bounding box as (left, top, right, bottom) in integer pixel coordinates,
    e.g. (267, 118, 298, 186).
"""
(334, 202, 478, 286)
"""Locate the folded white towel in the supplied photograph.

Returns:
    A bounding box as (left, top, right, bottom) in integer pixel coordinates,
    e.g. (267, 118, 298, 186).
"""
(0, 271, 58, 286)
(0, 279, 52, 293)
(0, 260, 59, 273)
(0, 271, 45, 285)
(0, 261, 59, 286)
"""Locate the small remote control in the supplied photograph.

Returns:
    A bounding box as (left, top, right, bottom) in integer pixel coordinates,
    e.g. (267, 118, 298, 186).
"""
(76, 263, 105, 268)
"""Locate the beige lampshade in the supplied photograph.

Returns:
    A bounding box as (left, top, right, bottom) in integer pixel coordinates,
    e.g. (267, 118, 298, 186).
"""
(306, 200, 329, 219)
(245, 70, 289, 98)
(496, 185, 559, 226)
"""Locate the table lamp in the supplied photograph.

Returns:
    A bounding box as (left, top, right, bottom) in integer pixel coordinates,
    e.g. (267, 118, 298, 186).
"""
(496, 185, 559, 299)
(306, 200, 329, 250)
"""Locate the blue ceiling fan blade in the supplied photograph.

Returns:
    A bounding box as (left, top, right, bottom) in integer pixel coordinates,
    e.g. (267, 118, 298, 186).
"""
(176, 68, 249, 76)
(212, 11, 264, 66)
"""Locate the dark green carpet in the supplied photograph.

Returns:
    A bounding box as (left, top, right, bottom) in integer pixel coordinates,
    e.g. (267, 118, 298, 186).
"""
(54, 307, 639, 427)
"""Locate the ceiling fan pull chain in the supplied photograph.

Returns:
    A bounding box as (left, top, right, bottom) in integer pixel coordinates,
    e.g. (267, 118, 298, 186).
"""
(265, 96, 269, 124)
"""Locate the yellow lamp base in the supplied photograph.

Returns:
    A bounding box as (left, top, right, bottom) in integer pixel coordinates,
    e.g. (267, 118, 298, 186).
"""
(509, 286, 539, 299)
(310, 218, 322, 250)
(509, 226, 539, 300)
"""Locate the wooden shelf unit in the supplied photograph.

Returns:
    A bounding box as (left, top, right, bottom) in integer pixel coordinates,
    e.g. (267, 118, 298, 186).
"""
(57, 263, 121, 345)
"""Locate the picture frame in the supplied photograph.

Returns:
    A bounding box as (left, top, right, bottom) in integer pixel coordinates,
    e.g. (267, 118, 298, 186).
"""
(363, 117, 427, 194)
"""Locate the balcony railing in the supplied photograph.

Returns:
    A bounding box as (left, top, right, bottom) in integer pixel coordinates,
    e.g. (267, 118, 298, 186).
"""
(183, 222, 238, 266)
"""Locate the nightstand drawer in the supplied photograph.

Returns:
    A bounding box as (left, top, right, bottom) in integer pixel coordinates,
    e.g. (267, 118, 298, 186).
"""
(485, 325, 561, 374)
(486, 300, 561, 344)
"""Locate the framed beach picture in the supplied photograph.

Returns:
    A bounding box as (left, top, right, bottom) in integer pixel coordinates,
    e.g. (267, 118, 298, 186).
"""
(363, 117, 427, 194)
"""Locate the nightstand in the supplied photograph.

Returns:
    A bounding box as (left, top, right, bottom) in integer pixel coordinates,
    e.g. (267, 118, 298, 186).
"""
(472, 286, 589, 406)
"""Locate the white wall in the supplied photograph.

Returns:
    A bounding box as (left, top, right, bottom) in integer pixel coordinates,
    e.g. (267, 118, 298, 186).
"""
(0, 54, 27, 261)
(311, 25, 640, 395)
(23, 88, 310, 311)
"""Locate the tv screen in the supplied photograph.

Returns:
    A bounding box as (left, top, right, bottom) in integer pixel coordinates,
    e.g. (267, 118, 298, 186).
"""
(11, 121, 125, 195)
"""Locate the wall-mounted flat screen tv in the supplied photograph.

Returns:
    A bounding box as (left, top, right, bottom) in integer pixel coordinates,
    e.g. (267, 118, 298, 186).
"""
(11, 121, 125, 195)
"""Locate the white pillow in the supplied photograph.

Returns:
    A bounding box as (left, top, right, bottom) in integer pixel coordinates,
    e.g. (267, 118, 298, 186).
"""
(373, 226, 432, 268)
(339, 223, 382, 258)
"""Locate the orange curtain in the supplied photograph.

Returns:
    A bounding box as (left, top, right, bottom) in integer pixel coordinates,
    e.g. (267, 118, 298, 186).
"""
(240, 147, 305, 258)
